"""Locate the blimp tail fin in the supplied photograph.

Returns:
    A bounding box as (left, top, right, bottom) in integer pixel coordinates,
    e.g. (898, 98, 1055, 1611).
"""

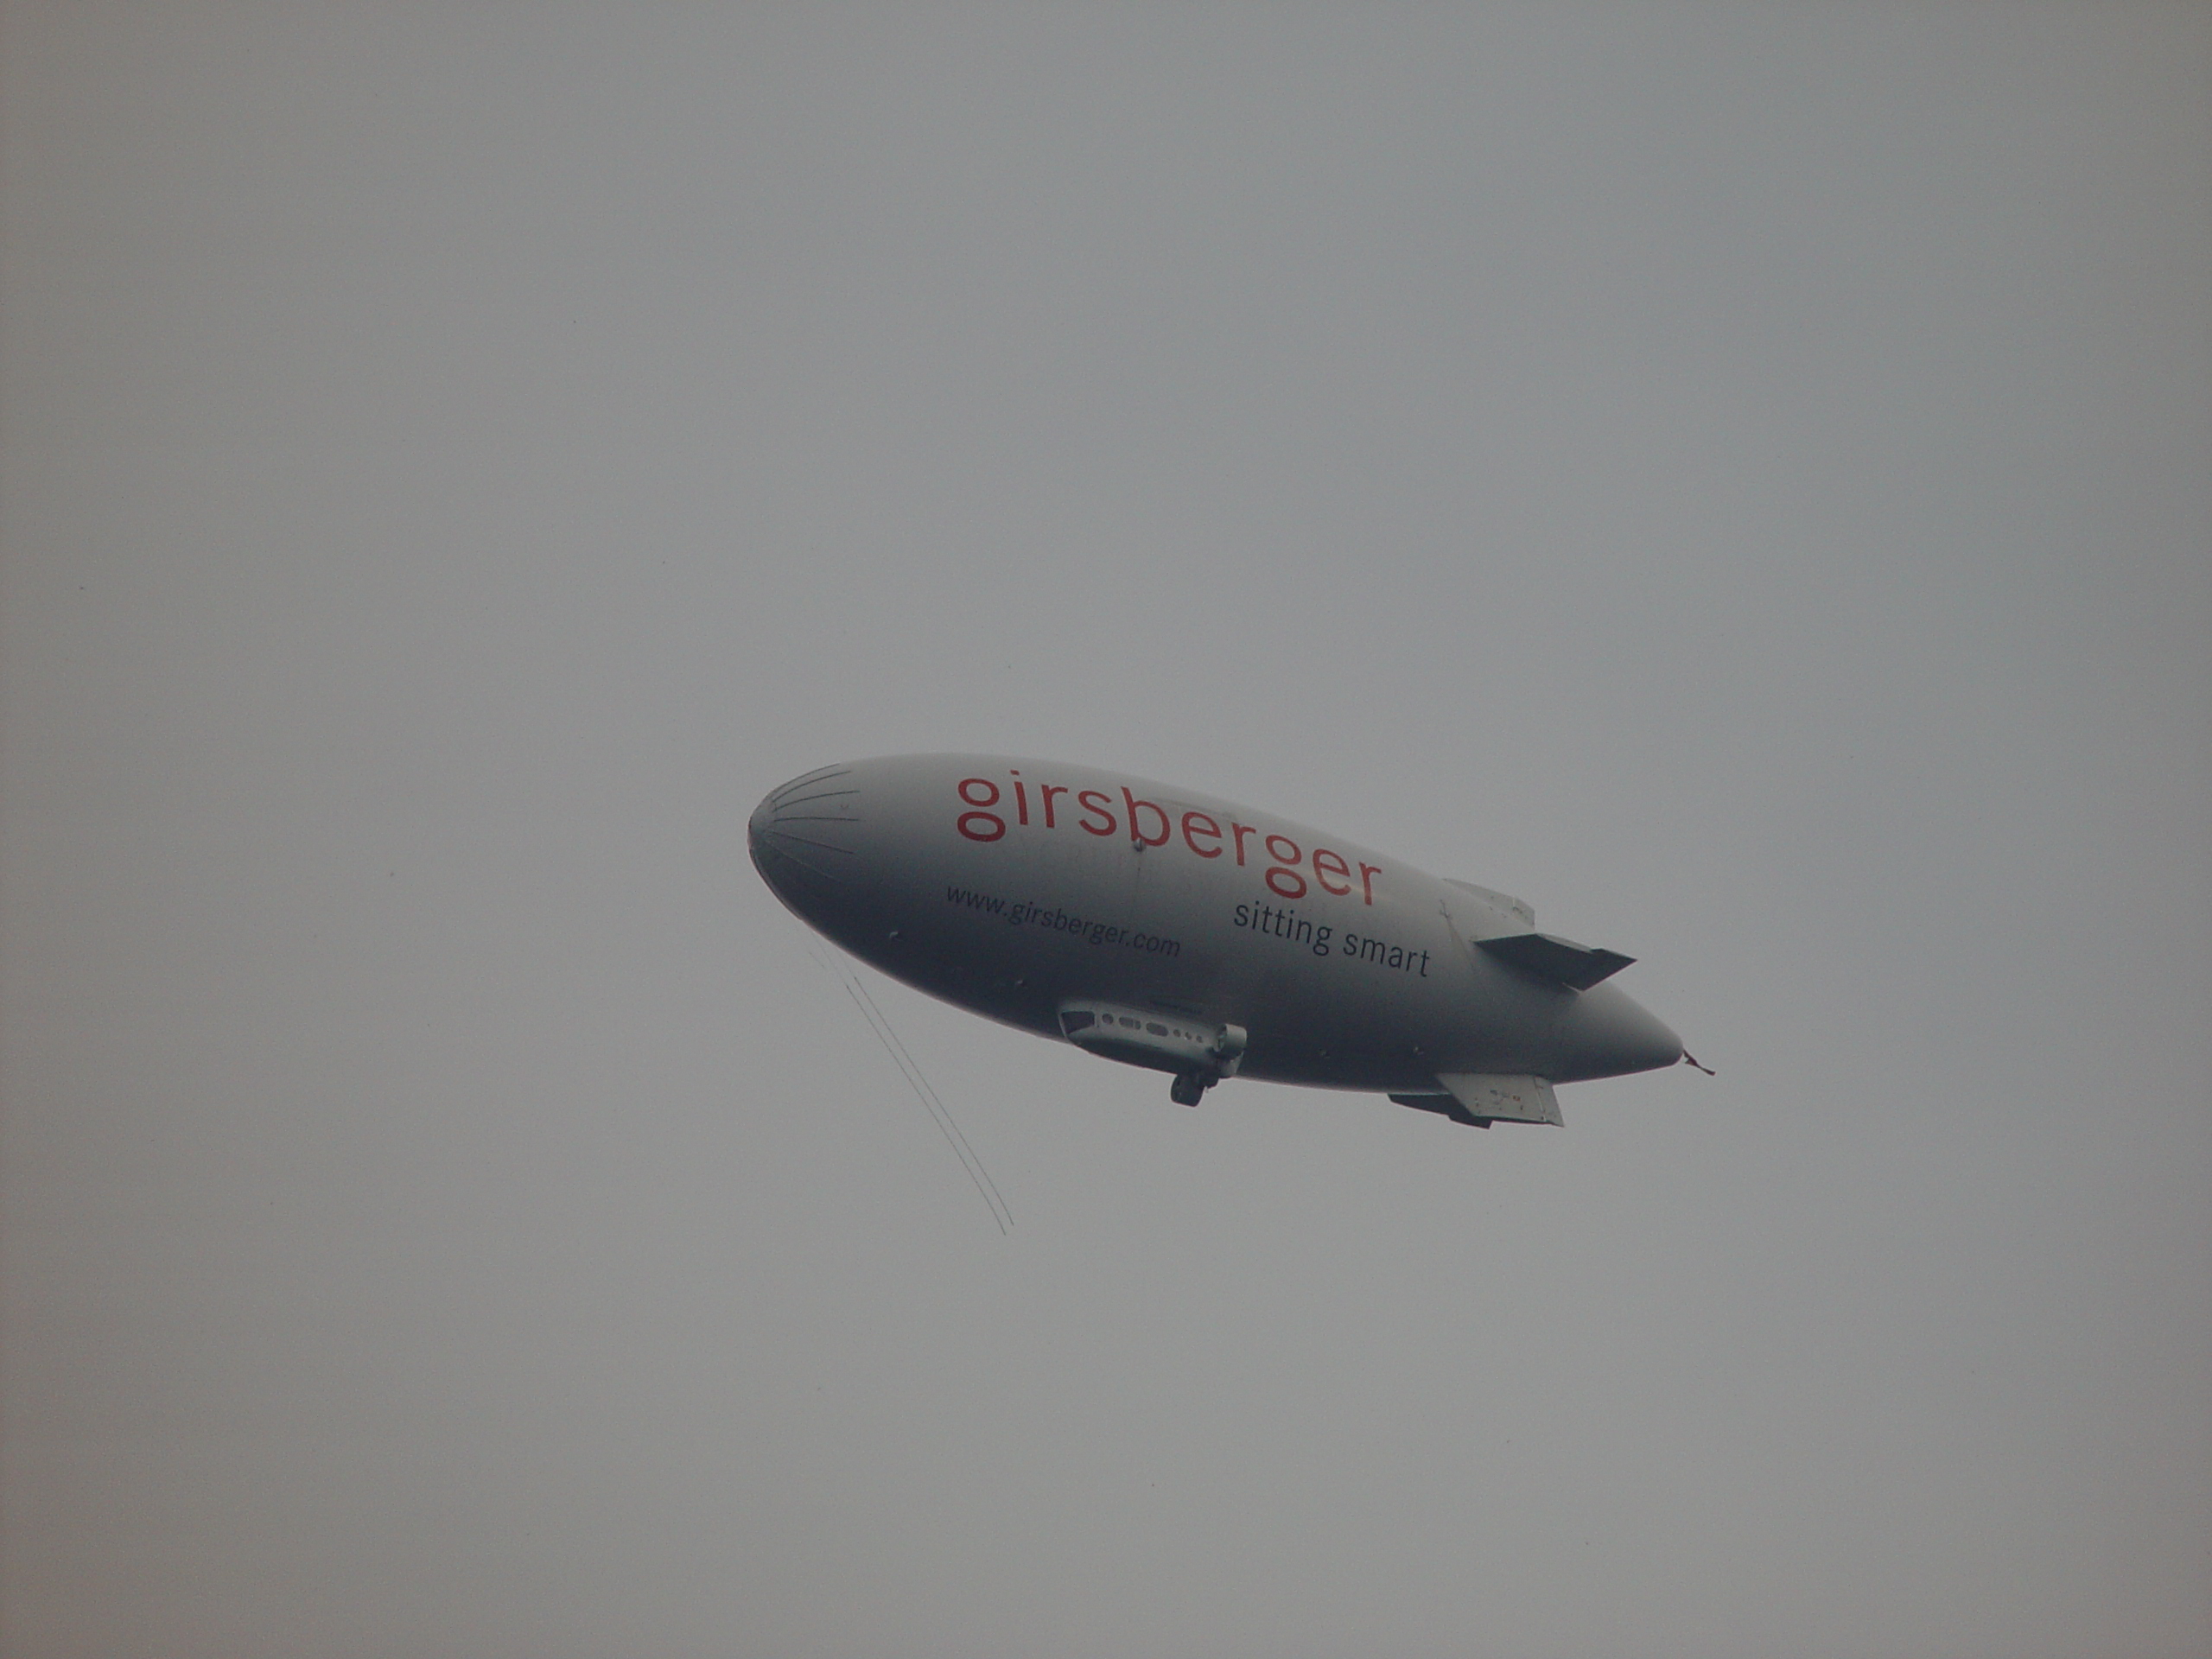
(1475, 931, 1634, 990)
(1390, 1073, 1561, 1128)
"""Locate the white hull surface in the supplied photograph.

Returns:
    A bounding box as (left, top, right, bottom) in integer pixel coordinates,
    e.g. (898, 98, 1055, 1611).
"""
(751, 754, 1682, 1120)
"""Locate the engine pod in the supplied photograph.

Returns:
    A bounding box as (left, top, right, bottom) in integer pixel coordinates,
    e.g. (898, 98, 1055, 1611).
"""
(1058, 1001, 1245, 1079)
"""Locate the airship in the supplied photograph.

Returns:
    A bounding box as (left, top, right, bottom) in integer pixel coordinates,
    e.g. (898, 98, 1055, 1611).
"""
(749, 755, 1690, 1128)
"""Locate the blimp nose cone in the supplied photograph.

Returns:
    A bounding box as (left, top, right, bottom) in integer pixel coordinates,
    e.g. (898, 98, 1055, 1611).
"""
(747, 764, 863, 907)
(1551, 981, 1683, 1082)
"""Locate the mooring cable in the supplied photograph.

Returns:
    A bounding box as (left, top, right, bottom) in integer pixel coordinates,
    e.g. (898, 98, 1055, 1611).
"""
(808, 943, 1013, 1234)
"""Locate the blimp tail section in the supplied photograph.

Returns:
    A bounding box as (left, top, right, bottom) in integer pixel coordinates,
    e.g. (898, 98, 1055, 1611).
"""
(1389, 1073, 1562, 1129)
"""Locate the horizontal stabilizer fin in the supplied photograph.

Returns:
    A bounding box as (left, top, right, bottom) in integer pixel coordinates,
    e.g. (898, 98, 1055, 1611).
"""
(1389, 1092, 1490, 1127)
(1389, 1073, 1561, 1128)
(1476, 931, 1634, 990)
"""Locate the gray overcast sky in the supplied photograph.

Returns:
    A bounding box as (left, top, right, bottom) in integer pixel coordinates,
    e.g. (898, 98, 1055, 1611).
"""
(3, 5, 2207, 1656)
